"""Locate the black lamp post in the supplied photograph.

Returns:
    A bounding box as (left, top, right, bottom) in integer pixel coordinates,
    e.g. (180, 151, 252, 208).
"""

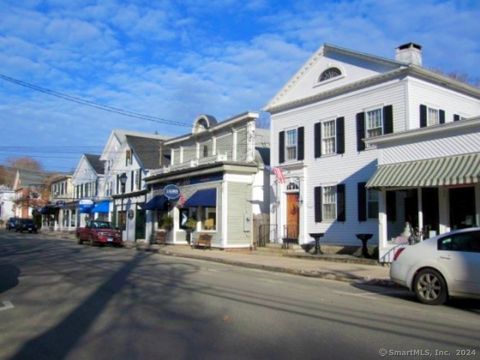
(119, 173, 128, 240)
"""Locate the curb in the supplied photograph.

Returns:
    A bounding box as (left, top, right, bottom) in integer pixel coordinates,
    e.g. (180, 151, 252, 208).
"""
(136, 245, 395, 287)
(40, 233, 395, 288)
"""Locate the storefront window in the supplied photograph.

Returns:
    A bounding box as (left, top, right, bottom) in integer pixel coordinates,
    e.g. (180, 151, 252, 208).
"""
(179, 208, 198, 230)
(202, 207, 216, 230)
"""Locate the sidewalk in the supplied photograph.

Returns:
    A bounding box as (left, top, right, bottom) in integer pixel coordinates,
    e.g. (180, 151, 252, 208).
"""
(43, 231, 393, 286)
(143, 244, 392, 286)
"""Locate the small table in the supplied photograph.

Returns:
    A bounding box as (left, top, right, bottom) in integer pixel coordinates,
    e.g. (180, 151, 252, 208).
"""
(356, 233, 373, 258)
(309, 233, 325, 254)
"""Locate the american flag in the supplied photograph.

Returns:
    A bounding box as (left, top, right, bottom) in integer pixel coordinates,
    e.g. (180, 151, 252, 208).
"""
(177, 193, 186, 207)
(272, 167, 286, 184)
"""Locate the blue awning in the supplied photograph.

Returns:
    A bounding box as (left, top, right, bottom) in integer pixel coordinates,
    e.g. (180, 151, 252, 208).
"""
(92, 200, 110, 214)
(184, 188, 217, 207)
(142, 195, 168, 210)
(40, 206, 56, 215)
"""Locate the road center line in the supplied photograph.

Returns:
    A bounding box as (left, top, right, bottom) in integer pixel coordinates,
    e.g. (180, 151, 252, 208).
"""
(0, 301, 15, 311)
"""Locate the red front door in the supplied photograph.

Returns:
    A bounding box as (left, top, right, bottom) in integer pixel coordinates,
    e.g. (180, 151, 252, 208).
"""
(286, 193, 299, 239)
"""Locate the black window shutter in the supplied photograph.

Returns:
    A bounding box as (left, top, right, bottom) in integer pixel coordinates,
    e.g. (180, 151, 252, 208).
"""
(386, 191, 397, 222)
(314, 122, 321, 158)
(131, 171, 134, 191)
(357, 182, 367, 222)
(336, 184, 346, 221)
(383, 105, 393, 134)
(336, 117, 345, 154)
(279, 131, 285, 164)
(138, 170, 142, 189)
(356, 112, 365, 151)
(439, 110, 445, 124)
(453, 114, 460, 122)
(420, 104, 427, 127)
(116, 174, 119, 194)
(297, 127, 304, 160)
(314, 186, 322, 223)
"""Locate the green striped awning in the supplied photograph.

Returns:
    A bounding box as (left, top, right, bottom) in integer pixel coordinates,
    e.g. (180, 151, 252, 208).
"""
(366, 153, 480, 188)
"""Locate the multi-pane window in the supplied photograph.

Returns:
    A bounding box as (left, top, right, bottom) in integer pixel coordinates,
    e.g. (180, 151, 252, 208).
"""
(427, 107, 440, 126)
(366, 108, 383, 138)
(202, 207, 216, 230)
(367, 189, 379, 219)
(322, 186, 337, 220)
(322, 120, 336, 155)
(126, 149, 133, 166)
(319, 67, 342, 82)
(286, 129, 297, 161)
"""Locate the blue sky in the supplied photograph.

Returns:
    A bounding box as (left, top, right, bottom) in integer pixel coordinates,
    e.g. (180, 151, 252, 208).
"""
(0, 0, 479, 172)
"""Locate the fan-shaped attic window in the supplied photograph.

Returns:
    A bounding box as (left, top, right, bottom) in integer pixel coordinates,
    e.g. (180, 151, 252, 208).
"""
(319, 67, 342, 82)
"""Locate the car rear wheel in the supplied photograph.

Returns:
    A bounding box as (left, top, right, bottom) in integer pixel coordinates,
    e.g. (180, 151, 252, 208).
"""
(413, 268, 448, 305)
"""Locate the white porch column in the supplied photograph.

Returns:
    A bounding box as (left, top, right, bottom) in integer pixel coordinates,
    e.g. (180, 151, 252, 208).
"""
(476, 183, 480, 227)
(222, 181, 228, 247)
(172, 206, 179, 244)
(438, 187, 450, 234)
(417, 188, 423, 240)
(378, 188, 388, 251)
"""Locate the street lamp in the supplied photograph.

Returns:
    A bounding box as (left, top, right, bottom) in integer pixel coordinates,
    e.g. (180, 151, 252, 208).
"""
(119, 173, 128, 240)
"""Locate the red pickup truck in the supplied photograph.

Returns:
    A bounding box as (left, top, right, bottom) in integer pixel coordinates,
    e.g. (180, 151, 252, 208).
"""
(76, 220, 122, 246)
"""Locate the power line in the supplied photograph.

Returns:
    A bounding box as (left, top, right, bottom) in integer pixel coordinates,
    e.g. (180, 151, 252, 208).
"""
(0, 73, 191, 127)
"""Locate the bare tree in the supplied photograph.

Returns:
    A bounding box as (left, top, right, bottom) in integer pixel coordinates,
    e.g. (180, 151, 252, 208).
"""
(429, 68, 478, 87)
(0, 157, 44, 187)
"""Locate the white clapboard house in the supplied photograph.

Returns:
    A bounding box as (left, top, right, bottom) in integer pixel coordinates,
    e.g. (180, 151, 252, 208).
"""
(265, 42, 480, 260)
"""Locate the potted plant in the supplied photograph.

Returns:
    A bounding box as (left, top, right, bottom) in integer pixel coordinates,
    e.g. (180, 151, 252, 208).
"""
(160, 215, 173, 231)
(156, 215, 173, 244)
(185, 217, 197, 245)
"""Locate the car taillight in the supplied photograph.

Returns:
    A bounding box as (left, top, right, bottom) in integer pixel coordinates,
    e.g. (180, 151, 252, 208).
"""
(393, 247, 405, 261)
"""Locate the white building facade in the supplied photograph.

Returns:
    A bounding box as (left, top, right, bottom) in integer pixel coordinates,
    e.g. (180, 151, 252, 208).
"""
(71, 154, 105, 228)
(144, 113, 270, 249)
(266, 43, 480, 253)
(0, 186, 15, 223)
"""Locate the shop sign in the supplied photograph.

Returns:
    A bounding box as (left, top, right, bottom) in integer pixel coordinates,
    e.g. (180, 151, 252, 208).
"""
(164, 184, 181, 200)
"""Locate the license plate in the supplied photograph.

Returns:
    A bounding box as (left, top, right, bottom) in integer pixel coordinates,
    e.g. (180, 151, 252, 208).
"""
(107, 238, 113, 242)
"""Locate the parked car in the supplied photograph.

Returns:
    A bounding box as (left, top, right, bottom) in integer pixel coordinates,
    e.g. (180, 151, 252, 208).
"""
(15, 219, 38, 233)
(390, 227, 480, 305)
(76, 220, 122, 246)
(6, 217, 20, 231)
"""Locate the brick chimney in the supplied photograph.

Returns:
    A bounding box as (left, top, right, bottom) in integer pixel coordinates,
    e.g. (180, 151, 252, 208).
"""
(395, 43, 422, 66)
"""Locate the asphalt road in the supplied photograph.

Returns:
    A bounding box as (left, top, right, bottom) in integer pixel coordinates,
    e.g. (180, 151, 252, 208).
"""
(1, 230, 479, 360)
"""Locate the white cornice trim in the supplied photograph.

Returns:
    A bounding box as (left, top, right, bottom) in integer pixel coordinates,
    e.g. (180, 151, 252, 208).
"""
(365, 117, 480, 146)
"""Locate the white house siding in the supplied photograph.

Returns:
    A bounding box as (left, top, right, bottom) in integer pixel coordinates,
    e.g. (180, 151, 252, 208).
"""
(271, 80, 407, 246)
(235, 126, 248, 162)
(227, 182, 252, 246)
(381, 128, 480, 165)
(182, 140, 197, 163)
(251, 169, 270, 215)
(406, 78, 480, 130)
(216, 133, 233, 160)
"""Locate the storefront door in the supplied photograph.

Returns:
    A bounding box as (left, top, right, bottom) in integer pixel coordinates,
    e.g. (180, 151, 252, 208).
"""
(136, 208, 146, 240)
(450, 187, 476, 229)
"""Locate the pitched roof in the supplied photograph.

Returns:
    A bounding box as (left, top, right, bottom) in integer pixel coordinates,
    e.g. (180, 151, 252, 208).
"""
(265, 43, 480, 113)
(84, 154, 104, 175)
(17, 169, 47, 188)
(125, 135, 164, 169)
